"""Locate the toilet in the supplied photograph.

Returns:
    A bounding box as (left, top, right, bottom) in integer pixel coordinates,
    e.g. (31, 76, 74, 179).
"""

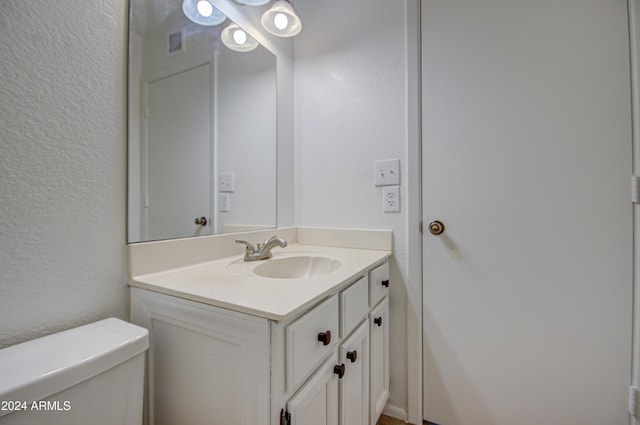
(0, 318, 148, 425)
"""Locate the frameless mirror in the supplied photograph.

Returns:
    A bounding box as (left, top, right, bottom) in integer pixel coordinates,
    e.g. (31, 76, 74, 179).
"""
(128, 0, 277, 243)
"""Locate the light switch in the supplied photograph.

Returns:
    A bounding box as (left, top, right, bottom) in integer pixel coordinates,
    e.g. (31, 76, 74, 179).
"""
(374, 159, 400, 186)
(219, 173, 234, 192)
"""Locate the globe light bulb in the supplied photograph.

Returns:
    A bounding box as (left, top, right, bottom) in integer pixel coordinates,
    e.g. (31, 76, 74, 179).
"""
(274, 13, 288, 30)
(196, 0, 213, 17)
(233, 29, 247, 45)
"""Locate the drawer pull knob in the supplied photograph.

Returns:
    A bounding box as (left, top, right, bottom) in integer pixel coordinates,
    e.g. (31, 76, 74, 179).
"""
(346, 350, 357, 363)
(374, 317, 383, 327)
(333, 363, 346, 379)
(317, 330, 332, 346)
(381, 279, 389, 287)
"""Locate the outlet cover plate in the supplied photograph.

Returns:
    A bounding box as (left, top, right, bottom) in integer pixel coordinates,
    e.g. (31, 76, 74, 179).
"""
(383, 186, 400, 212)
(374, 159, 400, 186)
(219, 193, 230, 212)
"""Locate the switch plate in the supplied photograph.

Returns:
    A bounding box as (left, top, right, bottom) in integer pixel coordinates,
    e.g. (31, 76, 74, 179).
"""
(374, 159, 400, 186)
(219, 173, 234, 192)
(383, 186, 400, 212)
(219, 193, 230, 212)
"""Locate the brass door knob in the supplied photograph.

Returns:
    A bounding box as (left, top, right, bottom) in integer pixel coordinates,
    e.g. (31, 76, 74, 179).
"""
(428, 220, 445, 235)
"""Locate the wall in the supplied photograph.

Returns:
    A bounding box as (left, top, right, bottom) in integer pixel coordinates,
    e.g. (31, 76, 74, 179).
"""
(293, 0, 411, 416)
(0, 0, 129, 348)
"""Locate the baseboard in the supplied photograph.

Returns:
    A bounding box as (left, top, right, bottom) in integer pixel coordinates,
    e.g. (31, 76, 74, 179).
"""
(383, 404, 408, 422)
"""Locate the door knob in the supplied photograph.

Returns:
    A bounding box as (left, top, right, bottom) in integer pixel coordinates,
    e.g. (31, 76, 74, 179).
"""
(194, 217, 207, 226)
(428, 220, 445, 235)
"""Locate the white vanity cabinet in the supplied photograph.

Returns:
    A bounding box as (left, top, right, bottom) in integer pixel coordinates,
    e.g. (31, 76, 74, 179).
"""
(130, 288, 270, 425)
(278, 261, 390, 425)
(130, 259, 390, 425)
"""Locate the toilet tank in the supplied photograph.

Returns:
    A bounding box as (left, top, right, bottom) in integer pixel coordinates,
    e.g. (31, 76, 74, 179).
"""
(0, 318, 148, 425)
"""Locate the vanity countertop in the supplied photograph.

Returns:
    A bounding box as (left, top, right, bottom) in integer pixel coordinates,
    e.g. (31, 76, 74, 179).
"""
(129, 244, 391, 321)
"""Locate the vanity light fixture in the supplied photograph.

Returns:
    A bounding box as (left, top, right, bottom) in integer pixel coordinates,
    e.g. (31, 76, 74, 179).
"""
(182, 0, 227, 26)
(261, 0, 302, 37)
(221, 23, 259, 52)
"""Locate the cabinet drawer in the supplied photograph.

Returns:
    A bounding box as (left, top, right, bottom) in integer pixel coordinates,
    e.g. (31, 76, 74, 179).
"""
(286, 294, 339, 391)
(340, 276, 369, 337)
(369, 262, 389, 307)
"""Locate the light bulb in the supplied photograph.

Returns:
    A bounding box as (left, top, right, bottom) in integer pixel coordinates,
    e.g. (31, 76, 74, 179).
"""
(196, 0, 213, 17)
(274, 13, 288, 30)
(233, 29, 247, 45)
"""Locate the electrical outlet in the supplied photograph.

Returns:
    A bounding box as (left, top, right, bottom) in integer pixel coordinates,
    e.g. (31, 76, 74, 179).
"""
(383, 186, 400, 212)
(219, 173, 234, 192)
(219, 193, 230, 212)
(374, 159, 400, 186)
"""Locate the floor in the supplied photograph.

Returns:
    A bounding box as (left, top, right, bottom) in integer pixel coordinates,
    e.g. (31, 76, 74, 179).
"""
(377, 414, 407, 425)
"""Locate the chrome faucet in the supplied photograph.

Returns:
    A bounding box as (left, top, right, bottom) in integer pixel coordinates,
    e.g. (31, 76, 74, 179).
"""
(235, 235, 288, 261)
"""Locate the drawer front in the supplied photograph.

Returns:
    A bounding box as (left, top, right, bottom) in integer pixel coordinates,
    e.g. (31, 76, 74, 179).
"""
(369, 262, 389, 307)
(340, 276, 369, 338)
(286, 294, 339, 391)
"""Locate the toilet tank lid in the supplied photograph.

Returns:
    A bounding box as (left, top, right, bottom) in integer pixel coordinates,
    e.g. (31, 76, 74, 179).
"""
(0, 318, 148, 405)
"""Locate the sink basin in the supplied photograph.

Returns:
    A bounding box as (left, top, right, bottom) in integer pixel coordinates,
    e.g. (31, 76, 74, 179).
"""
(253, 256, 342, 279)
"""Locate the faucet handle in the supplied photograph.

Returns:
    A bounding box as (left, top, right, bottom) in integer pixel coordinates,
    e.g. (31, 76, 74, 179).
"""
(235, 239, 255, 254)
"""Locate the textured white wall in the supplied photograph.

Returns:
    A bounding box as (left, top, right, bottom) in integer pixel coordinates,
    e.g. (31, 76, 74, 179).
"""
(293, 0, 410, 414)
(0, 0, 129, 348)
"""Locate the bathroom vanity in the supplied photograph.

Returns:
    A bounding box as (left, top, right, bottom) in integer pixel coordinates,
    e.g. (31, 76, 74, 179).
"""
(128, 228, 391, 425)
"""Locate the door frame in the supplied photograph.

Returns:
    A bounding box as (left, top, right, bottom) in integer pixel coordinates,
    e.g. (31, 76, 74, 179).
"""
(405, 1, 423, 423)
(629, 2, 640, 424)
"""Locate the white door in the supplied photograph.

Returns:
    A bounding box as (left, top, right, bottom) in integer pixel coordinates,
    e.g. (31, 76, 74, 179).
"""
(144, 64, 212, 241)
(421, 1, 633, 424)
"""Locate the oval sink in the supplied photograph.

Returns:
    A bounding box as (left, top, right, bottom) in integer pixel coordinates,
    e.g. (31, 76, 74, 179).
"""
(253, 256, 342, 279)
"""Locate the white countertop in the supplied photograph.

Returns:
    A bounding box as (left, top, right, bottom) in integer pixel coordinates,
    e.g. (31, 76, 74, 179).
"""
(129, 244, 391, 321)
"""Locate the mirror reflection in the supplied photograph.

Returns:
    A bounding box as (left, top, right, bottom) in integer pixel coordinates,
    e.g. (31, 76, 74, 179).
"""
(128, 0, 277, 243)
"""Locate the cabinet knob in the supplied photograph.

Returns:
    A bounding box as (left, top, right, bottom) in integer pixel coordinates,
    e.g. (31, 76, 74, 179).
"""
(381, 279, 389, 288)
(346, 350, 358, 363)
(317, 330, 332, 346)
(374, 317, 383, 327)
(333, 363, 346, 379)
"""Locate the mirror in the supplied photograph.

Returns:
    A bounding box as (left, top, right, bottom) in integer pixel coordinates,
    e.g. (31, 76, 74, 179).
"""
(127, 0, 277, 243)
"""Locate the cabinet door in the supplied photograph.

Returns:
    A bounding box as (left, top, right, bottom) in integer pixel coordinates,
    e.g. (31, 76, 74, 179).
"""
(369, 297, 389, 425)
(130, 288, 270, 425)
(339, 320, 369, 425)
(287, 353, 339, 425)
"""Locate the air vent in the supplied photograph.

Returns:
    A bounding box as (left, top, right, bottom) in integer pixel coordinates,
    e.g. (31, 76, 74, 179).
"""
(168, 30, 184, 55)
